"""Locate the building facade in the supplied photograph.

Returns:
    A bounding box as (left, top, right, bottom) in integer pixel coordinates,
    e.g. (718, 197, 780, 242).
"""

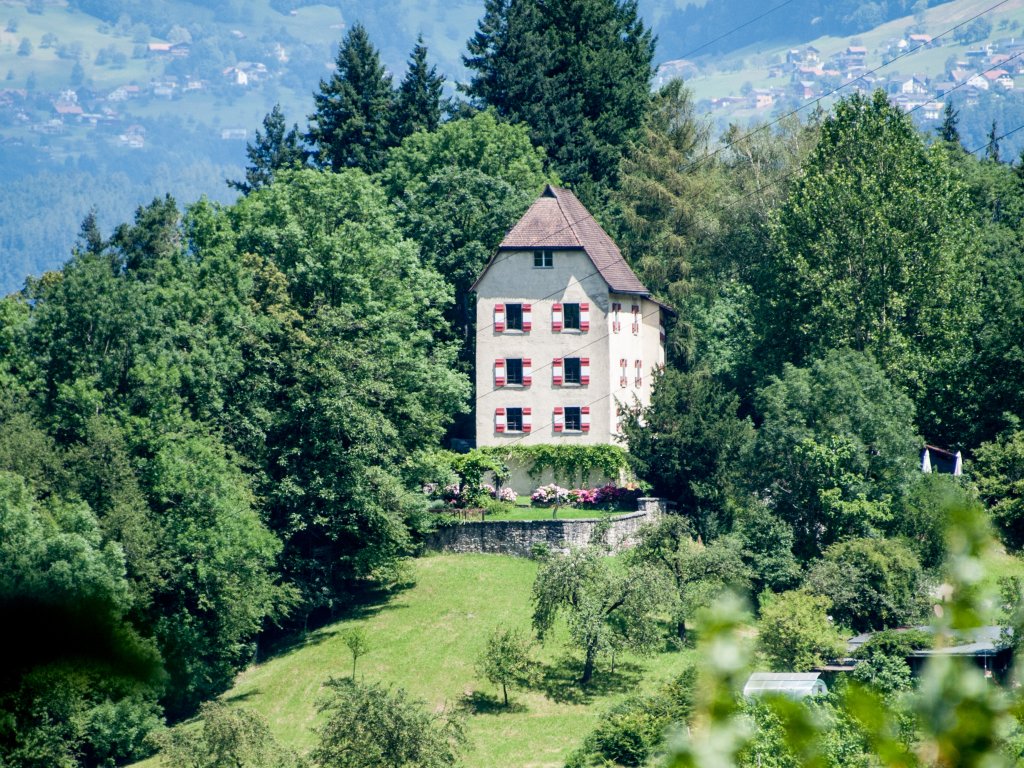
(473, 185, 670, 448)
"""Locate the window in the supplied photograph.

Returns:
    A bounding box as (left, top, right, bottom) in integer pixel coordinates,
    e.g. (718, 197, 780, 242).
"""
(563, 357, 581, 384)
(533, 250, 553, 268)
(506, 303, 523, 330)
(564, 407, 581, 431)
(563, 303, 580, 330)
(506, 358, 523, 385)
(506, 407, 523, 432)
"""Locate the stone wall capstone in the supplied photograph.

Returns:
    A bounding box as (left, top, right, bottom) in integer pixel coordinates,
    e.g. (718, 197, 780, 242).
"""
(424, 498, 669, 557)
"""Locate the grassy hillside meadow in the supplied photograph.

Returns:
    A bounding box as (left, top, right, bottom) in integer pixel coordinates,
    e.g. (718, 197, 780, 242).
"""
(134, 553, 694, 768)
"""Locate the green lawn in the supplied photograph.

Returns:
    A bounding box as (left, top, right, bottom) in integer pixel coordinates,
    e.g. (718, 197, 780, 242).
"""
(136, 553, 692, 768)
(470, 505, 633, 522)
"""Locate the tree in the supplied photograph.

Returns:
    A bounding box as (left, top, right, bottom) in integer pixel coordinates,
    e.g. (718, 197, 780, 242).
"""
(754, 91, 977, 430)
(757, 591, 846, 672)
(629, 515, 751, 640)
(850, 628, 931, 696)
(532, 548, 668, 684)
(312, 678, 465, 768)
(803, 537, 925, 632)
(973, 426, 1024, 551)
(732, 501, 800, 596)
(621, 367, 754, 539)
(382, 109, 549, 200)
(612, 79, 718, 311)
(463, 0, 655, 192)
(307, 23, 395, 173)
(937, 99, 961, 145)
(157, 702, 304, 768)
(987, 119, 1001, 163)
(342, 628, 369, 679)
(147, 433, 287, 717)
(0, 472, 163, 766)
(17, 37, 31, 56)
(476, 626, 536, 706)
(228, 104, 306, 194)
(223, 169, 469, 617)
(392, 36, 445, 142)
(752, 349, 920, 559)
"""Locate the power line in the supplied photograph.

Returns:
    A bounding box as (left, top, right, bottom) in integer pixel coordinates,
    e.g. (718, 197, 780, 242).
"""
(718, 51, 1024, 214)
(674, 0, 798, 62)
(677, 0, 1011, 178)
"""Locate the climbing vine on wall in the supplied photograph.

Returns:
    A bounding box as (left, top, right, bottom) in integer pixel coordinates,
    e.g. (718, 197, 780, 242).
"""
(480, 445, 633, 487)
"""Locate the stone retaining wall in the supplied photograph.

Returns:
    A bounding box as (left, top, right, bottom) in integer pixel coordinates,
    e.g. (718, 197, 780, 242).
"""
(424, 498, 669, 557)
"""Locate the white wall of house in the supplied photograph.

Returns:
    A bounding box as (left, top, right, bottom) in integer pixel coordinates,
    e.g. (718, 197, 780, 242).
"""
(475, 249, 659, 448)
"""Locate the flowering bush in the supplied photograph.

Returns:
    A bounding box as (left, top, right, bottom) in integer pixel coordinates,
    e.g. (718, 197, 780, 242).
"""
(527, 483, 641, 509)
(531, 484, 571, 504)
(497, 487, 517, 503)
(568, 488, 598, 506)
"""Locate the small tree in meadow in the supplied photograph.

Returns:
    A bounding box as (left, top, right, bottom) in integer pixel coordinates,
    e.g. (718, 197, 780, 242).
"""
(476, 626, 536, 706)
(313, 678, 465, 768)
(342, 628, 370, 679)
(532, 548, 669, 685)
(757, 590, 846, 672)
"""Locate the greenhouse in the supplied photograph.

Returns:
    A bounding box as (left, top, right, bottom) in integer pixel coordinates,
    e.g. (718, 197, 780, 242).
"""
(743, 672, 828, 699)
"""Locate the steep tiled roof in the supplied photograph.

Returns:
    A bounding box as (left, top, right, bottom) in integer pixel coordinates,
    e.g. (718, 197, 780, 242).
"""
(494, 185, 650, 295)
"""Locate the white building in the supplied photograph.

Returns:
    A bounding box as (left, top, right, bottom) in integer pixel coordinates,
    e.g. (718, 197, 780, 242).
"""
(472, 185, 670, 449)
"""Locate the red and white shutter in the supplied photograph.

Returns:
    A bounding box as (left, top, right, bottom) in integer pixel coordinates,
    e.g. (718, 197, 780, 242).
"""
(580, 302, 590, 332)
(494, 358, 506, 387)
(612, 302, 621, 334)
(522, 358, 532, 386)
(659, 322, 666, 343)
(522, 303, 532, 332)
(635, 359, 643, 387)
(552, 303, 564, 332)
(494, 303, 506, 332)
(553, 406, 564, 432)
(580, 357, 590, 385)
(631, 304, 640, 335)
(495, 407, 506, 433)
(581, 406, 591, 433)
(620, 358, 628, 388)
(552, 358, 563, 386)
(522, 407, 532, 433)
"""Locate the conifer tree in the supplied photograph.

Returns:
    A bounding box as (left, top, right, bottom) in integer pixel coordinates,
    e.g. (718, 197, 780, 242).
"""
(463, 0, 655, 192)
(228, 104, 306, 194)
(987, 119, 1001, 162)
(393, 35, 446, 141)
(937, 99, 960, 145)
(307, 23, 395, 173)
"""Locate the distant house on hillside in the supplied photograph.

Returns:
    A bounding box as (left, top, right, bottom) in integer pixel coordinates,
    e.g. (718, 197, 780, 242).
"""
(472, 185, 670, 451)
(921, 445, 962, 476)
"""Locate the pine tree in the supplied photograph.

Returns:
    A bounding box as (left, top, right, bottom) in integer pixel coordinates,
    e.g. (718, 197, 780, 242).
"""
(228, 104, 306, 194)
(987, 119, 1001, 163)
(392, 36, 446, 142)
(463, 0, 655, 192)
(937, 99, 961, 145)
(307, 23, 395, 173)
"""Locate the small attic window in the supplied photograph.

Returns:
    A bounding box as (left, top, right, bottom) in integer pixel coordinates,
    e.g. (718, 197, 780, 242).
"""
(533, 250, 553, 268)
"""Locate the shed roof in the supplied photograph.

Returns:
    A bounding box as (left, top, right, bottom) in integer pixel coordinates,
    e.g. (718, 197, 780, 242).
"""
(486, 184, 651, 295)
(743, 672, 828, 699)
(847, 626, 1010, 657)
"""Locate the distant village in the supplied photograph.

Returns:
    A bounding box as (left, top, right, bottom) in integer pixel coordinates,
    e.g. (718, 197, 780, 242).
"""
(0, 37, 285, 150)
(4, 23, 1024, 153)
(659, 30, 1024, 123)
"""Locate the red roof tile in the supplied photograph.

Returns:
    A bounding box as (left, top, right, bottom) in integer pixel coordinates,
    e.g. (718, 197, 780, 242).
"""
(493, 185, 650, 295)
